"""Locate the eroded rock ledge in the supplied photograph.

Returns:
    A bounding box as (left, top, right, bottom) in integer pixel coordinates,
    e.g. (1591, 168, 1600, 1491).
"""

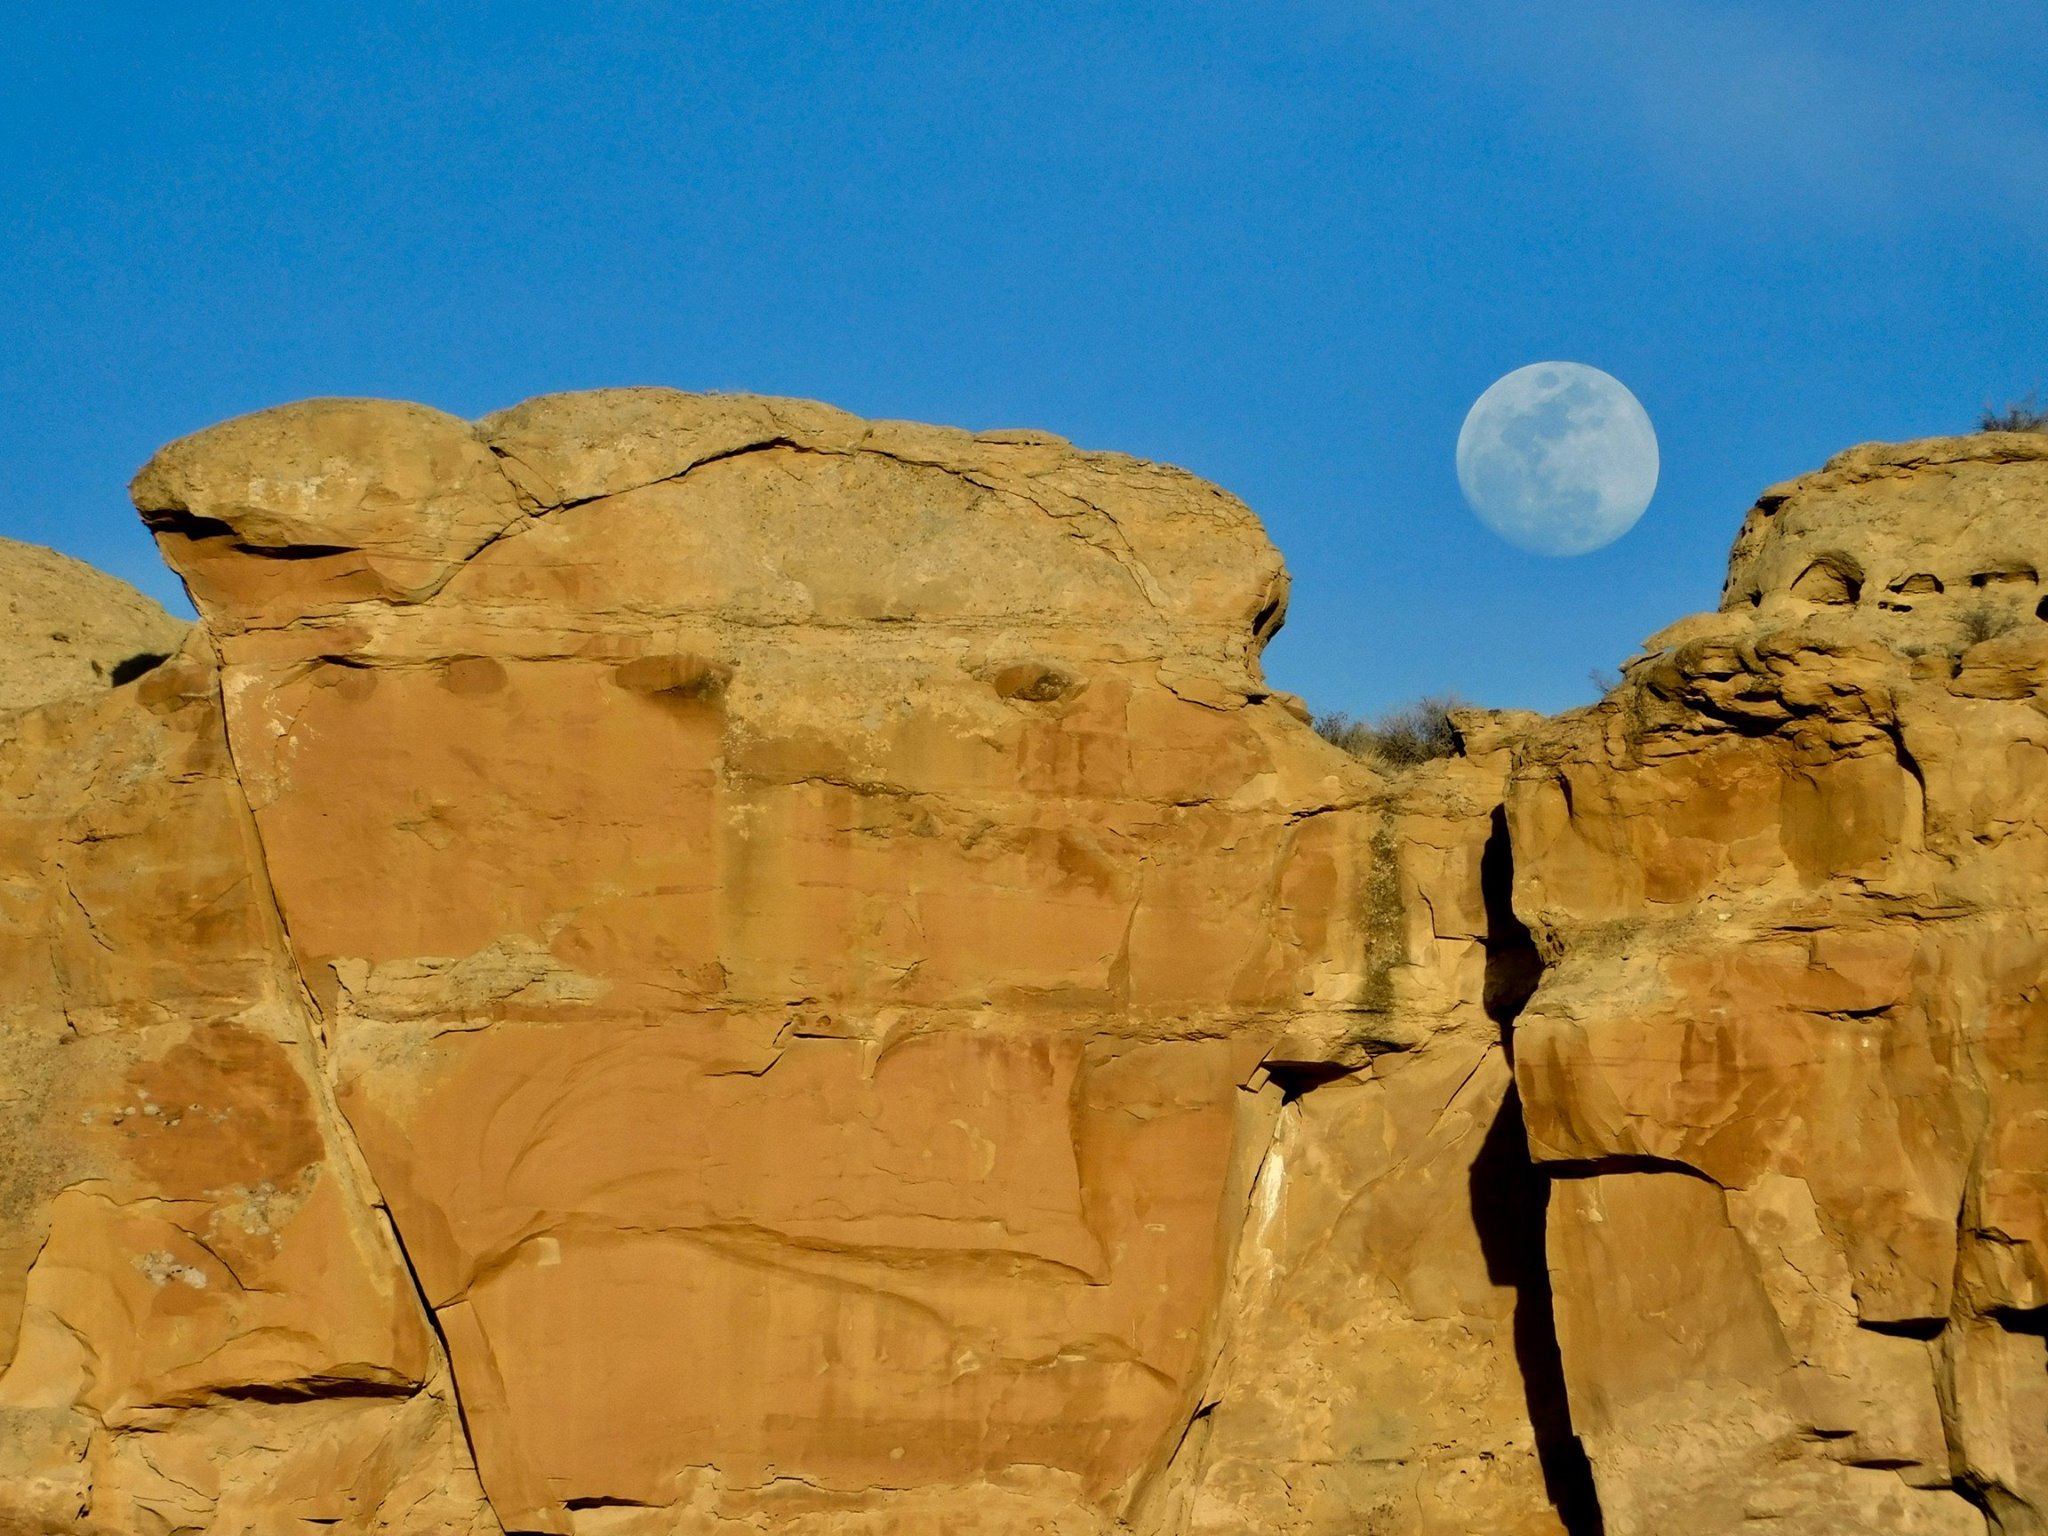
(0, 392, 2041, 1535)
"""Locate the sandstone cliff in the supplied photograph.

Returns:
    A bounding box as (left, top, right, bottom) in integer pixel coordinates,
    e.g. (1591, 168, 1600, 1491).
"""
(0, 393, 2039, 1535)
(1508, 431, 2048, 1535)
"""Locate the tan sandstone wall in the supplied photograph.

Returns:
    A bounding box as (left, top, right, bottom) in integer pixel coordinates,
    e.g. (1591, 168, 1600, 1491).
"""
(1, 391, 1574, 1535)
(0, 635, 490, 1531)
(1507, 432, 2048, 1536)
(2, 392, 2041, 1535)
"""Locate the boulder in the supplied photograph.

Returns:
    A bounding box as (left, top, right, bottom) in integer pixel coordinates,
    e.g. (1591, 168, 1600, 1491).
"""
(0, 534, 186, 713)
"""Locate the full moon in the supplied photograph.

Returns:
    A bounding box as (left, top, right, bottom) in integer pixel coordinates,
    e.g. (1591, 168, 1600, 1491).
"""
(1455, 362, 1659, 556)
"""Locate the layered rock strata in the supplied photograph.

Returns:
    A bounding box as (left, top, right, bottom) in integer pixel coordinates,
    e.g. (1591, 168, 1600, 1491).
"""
(0, 393, 2041, 1535)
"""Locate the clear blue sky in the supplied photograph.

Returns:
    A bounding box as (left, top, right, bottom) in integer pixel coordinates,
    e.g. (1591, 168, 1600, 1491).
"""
(6, 3, 2044, 715)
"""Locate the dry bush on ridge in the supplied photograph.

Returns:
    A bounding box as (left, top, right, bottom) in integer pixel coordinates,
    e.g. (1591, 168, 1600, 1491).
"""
(1313, 694, 1467, 766)
(1982, 393, 2048, 433)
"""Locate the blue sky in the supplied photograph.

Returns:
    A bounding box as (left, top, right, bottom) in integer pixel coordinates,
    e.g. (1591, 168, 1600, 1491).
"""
(5, 2, 2044, 714)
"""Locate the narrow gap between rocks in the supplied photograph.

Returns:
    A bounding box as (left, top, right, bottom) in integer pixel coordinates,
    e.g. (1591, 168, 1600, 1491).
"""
(1468, 806, 1606, 1536)
(108, 650, 170, 686)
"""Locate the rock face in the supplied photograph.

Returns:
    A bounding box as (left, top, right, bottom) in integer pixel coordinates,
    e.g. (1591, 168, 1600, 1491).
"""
(0, 585, 486, 1529)
(0, 395, 2041, 1535)
(0, 535, 186, 712)
(1508, 431, 2048, 1536)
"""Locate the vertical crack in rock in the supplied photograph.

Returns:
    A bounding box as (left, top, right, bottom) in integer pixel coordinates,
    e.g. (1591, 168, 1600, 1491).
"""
(1471, 807, 1606, 1536)
(199, 635, 503, 1534)
(1123, 1073, 1290, 1536)
(1135, 761, 1608, 1536)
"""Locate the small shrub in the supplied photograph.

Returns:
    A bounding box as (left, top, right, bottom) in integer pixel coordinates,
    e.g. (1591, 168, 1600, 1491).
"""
(1313, 694, 1466, 766)
(1960, 604, 2017, 646)
(1982, 393, 2048, 433)
(1311, 713, 1375, 755)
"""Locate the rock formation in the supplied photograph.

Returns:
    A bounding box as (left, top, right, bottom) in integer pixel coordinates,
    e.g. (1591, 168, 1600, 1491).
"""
(0, 536, 186, 713)
(1509, 433, 2048, 1535)
(0, 393, 2040, 1534)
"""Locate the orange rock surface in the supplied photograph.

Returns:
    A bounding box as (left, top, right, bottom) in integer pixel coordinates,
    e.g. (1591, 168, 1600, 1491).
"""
(1508, 432, 2048, 1536)
(0, 393, 2040, 1534)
